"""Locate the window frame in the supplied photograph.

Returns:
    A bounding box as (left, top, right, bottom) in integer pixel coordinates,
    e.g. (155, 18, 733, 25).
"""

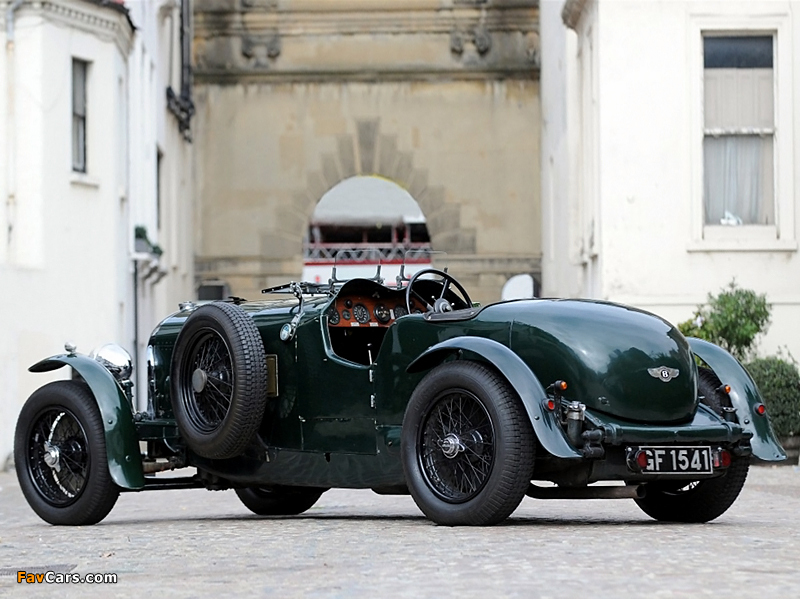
(688, 10, 796, 252)
(72, 58, 89, 174)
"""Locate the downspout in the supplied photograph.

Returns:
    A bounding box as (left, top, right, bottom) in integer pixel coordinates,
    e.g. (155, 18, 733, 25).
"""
(5, 0, 24, 250)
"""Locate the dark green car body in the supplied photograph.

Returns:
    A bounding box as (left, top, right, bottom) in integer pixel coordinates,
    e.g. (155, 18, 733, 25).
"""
(20, 273, 786, 525)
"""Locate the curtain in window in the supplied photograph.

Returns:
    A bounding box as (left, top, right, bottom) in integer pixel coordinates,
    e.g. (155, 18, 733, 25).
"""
(703, 134, 774, 225)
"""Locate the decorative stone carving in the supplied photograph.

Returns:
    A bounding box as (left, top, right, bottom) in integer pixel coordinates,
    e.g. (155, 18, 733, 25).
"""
(450, 31, 464, 55)
(525, 31, 540, 67)
(241, 33, 280, 65)
(266, 35, 281, 59)
(473, 26, 492, 55)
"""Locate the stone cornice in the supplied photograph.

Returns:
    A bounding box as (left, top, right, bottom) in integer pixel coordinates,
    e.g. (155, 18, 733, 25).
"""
(193, 66, 538, 84)
(194, 0, 540, 82)
(8, 0, 135, 56)
(195, 5, 539, 38)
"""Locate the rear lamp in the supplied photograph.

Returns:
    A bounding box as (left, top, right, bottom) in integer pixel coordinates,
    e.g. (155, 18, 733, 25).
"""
(545, 399, 557, 411)
(713, 449, 732, 468)
(756, 404, 767, 416)
(635, 450, 649, 470)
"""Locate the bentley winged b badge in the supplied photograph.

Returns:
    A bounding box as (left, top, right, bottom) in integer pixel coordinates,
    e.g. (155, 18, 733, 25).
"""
(648, 366, 679, 382)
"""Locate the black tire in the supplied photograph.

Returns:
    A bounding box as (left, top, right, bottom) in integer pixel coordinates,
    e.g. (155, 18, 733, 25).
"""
(171, 302, 268, 459)
(14, 381, 119, 525)
(634, 367, 749, 523)
(633, 457, 749, 523)
(401, 361, 535, 526)
(698, 366, 731, 416)
(235, 486, 326, 516)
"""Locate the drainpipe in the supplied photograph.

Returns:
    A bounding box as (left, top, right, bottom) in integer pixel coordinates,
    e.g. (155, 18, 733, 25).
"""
(5, 0, 24, 249)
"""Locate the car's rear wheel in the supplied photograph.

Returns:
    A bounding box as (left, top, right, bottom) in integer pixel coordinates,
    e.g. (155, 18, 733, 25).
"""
(401, 361, 535, 526)
(235, 486, 326, 516)
(171, 302, 268, 459)
(633, 367, 749, 523)
(14, 381, 119, 525)
(633, 457, 749, 523)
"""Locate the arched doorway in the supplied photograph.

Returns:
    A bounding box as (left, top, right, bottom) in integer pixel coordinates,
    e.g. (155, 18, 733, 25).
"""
(303, 176, 433, 284)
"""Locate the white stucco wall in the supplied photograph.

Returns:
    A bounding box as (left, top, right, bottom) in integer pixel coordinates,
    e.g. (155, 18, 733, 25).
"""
(542, 0, 800, 360)
(0, 0, 194, 466)
(0, 3, 132, 467)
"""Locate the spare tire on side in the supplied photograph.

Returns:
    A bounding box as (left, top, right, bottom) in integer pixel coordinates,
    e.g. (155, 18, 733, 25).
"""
(171, 302, 268, 459)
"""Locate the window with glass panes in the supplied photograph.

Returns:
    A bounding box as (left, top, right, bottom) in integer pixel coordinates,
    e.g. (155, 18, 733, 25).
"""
(72, 59, 88, 173)
(703, 35, 774, 226)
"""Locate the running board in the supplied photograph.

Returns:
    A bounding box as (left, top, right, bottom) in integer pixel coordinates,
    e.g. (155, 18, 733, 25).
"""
(527, 483, 646, 500)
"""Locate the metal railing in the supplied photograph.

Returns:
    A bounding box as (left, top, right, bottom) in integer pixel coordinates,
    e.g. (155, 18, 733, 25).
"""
(303, 242, 432, 263)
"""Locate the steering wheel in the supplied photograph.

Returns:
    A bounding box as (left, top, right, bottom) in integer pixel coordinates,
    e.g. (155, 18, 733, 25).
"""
(405, 268, 472, 314)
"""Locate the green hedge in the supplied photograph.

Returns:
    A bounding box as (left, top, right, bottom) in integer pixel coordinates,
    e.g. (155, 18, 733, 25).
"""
(745, 357, 800, 437)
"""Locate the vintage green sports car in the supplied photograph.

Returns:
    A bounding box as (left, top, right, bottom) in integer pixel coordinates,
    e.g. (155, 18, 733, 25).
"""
(15, 266, 786, 526)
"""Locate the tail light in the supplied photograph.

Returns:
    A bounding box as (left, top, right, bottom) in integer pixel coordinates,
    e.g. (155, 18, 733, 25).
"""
(713, 448, 732, 469)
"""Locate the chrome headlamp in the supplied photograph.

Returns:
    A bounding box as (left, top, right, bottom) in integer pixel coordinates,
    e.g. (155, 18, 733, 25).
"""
(89, 343, 133, 382)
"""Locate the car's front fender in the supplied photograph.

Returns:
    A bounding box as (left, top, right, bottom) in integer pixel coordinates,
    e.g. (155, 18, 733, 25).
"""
(407, 336, 581, 459)
(29, 354, 145, 489)
(688, 338, 786, 461)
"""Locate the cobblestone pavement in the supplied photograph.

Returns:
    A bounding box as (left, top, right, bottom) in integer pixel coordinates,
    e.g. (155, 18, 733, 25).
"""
(1, 466, 799, 598)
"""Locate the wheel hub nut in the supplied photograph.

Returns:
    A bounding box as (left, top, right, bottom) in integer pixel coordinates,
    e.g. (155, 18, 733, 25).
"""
(192, 368, 208, 393)
(440, 433, 463, 459)
(43, 441, 61, 471)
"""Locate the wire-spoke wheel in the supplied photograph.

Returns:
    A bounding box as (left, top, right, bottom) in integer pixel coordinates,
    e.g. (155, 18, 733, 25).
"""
(402, 361, 534, 526)
(172, 302, 268, 459)
(181, 330, 235, 434)
(419, 390, 495, 503)
(14, 381, 119, 525)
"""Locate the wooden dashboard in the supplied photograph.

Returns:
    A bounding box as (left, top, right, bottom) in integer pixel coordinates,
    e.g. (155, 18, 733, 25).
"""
(327, 294, 423, 328)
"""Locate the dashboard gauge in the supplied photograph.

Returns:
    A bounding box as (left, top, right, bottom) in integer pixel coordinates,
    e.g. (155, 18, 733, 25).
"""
(342, 309, 351, 321)
(353, 303, 370, 324)
(393, 305, 408, 318)
(327, 306, 340, 325)
(374, 303, 391, 324)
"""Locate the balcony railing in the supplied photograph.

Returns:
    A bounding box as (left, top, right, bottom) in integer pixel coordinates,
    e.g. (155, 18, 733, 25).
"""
(303, 242, 432, 263)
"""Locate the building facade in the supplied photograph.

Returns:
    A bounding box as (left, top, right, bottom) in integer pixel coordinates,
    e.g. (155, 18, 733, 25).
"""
(541, 0, 800, 359)
(192, 0, 542, 304)
(0, 0, 194, 466)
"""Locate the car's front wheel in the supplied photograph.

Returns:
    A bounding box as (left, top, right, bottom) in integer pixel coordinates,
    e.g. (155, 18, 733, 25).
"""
(401, 361, 535, 526)
(14, 381, 119, 525)
(235, 486, 326, 516)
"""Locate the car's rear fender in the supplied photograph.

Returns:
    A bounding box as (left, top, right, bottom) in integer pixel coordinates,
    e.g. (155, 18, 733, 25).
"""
(687, 338, 786, 461)
(407, 336, 581, 459)
(29, 354, 145, 489)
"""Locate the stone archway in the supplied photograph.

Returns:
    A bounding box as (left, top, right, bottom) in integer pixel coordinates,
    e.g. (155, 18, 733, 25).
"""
(292, 119, 475, 256)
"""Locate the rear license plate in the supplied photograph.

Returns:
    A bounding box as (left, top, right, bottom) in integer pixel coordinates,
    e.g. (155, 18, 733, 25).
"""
(637, 446, 713, 474)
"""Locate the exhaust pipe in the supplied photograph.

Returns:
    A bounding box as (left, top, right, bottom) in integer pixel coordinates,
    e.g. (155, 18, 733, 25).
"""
(527, 483, 646, 500)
